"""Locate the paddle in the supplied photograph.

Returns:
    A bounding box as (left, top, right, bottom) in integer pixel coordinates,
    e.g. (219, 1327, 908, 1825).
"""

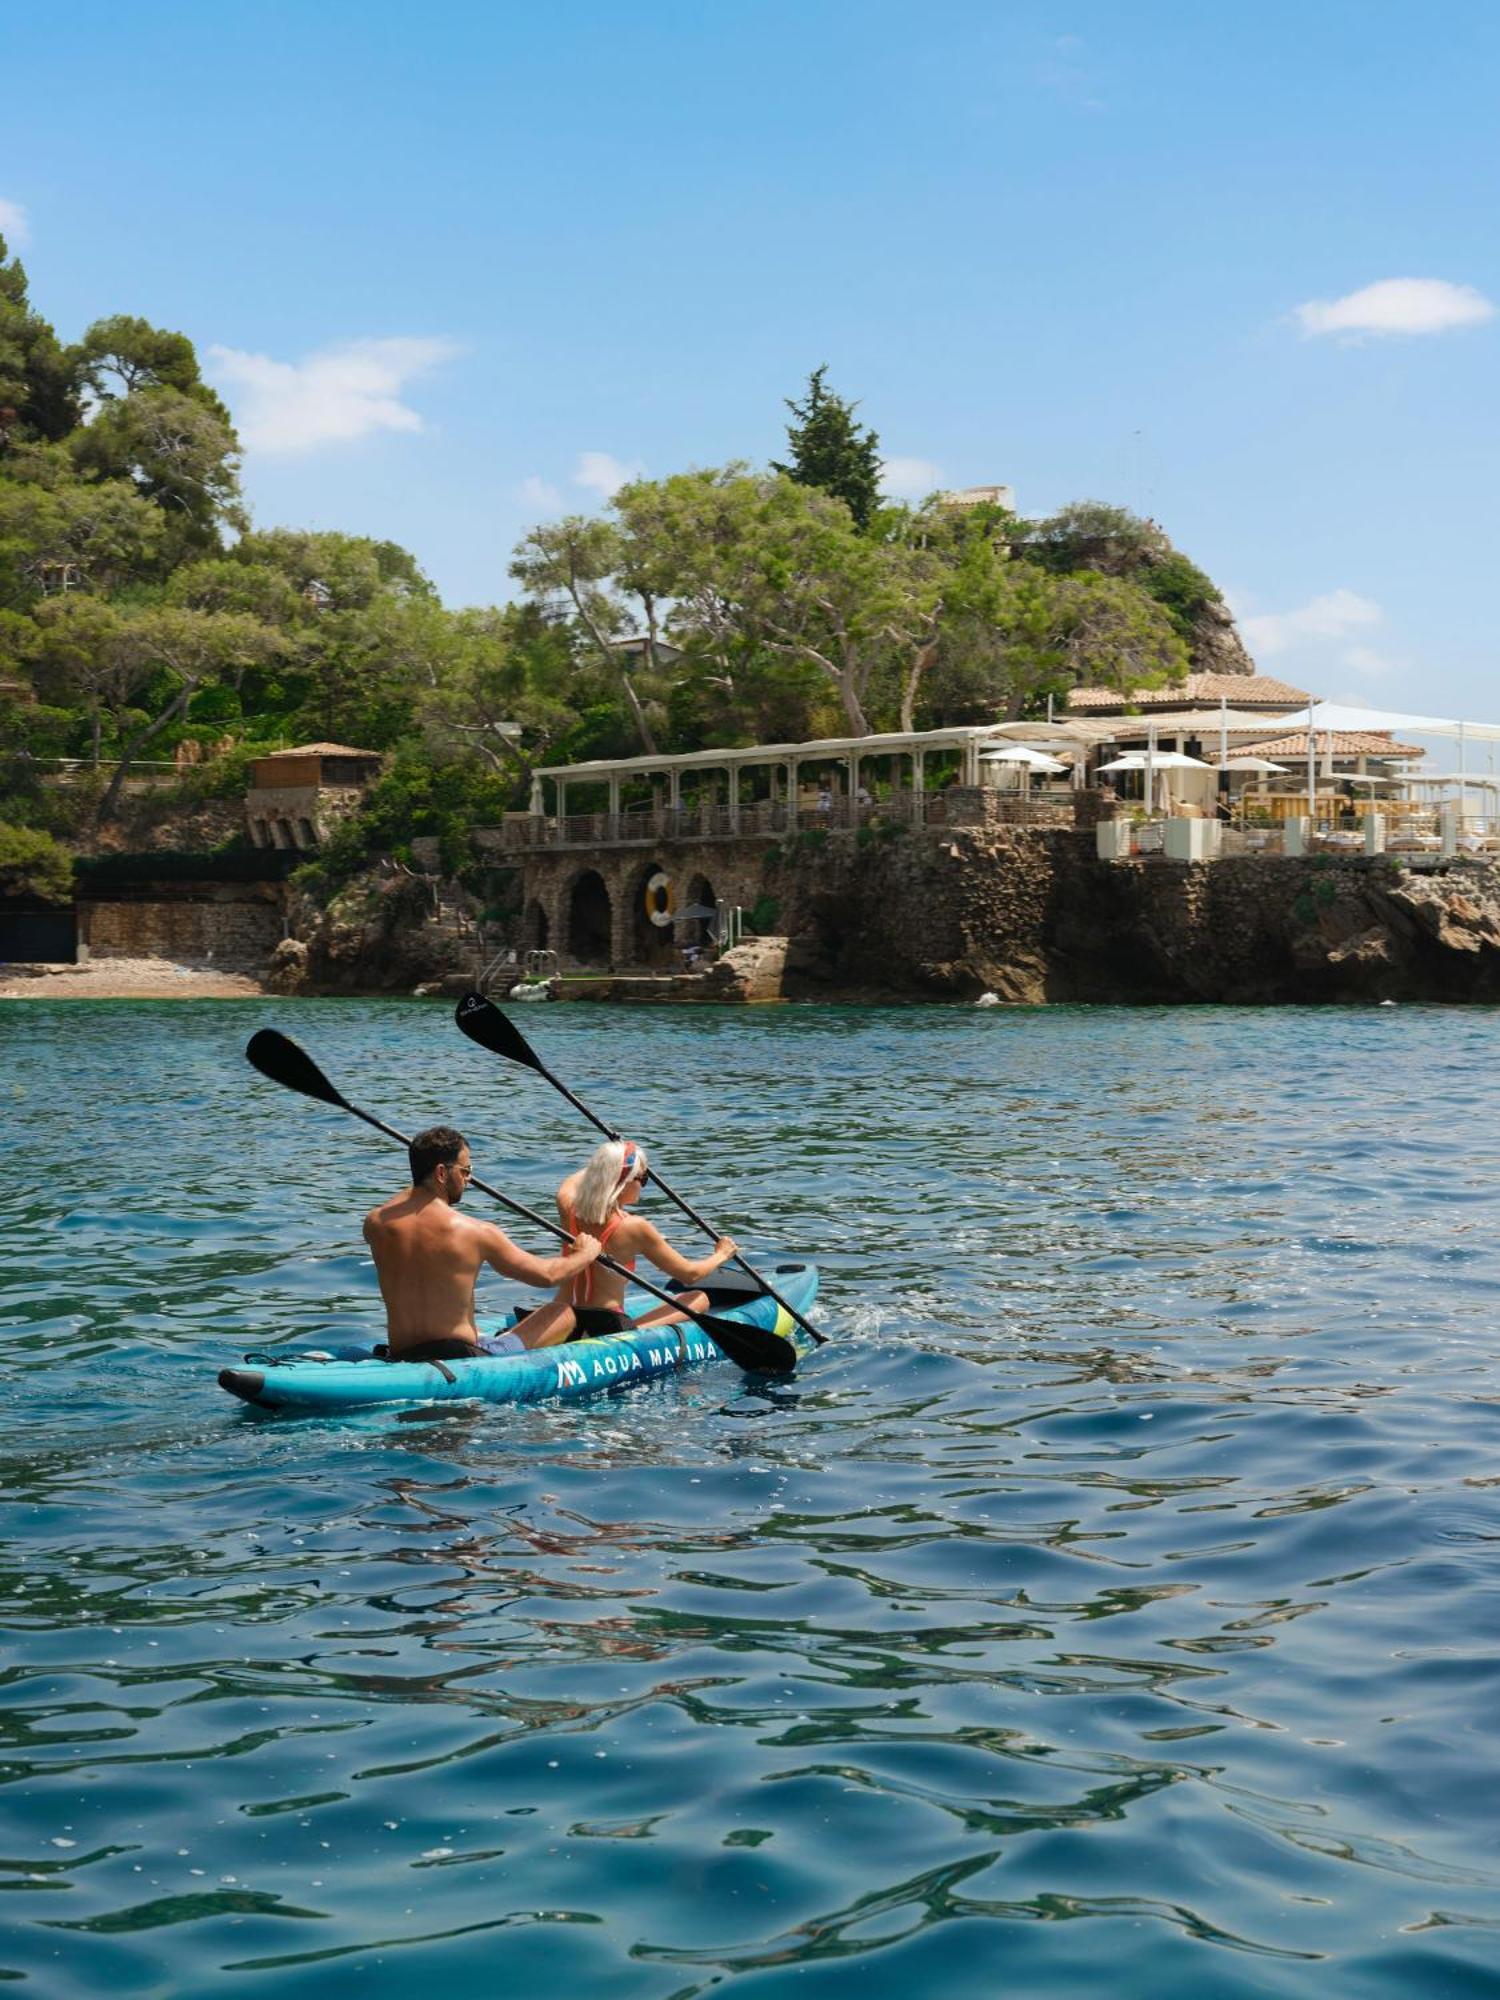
(453, 989, 829, 1346)
(244, 1029, 799, 1374)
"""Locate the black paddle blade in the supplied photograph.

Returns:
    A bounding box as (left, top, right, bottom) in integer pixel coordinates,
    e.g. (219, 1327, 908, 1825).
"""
(245, 1028, 349, 1110)
(698, 1313, 798, 1374)
(455, 992, 542, 1073)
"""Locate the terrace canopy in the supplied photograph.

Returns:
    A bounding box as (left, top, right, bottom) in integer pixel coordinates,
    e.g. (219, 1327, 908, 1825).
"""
(1272, 704, 1500, 742)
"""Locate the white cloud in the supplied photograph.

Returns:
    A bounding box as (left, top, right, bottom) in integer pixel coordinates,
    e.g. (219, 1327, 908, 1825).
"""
(516, 474, 563, 515)
(0, 197, 30, 247)
(1294, 277, 1494, 340)
(1240, 588, 1383, 658)
(573, 450, 643, 499)
(207, 336, 460, 454)
(880, 455, 942, 500)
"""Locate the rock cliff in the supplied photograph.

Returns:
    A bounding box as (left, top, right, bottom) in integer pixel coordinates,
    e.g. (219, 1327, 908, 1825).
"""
(769, 828, 1500, 1005)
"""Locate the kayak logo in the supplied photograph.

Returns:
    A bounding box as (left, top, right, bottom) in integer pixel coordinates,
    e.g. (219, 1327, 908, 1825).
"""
(555, 1355, 588, 1390)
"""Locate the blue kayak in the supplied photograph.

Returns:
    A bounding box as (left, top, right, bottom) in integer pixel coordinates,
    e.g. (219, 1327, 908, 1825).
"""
(218, 1262, 818, 1412)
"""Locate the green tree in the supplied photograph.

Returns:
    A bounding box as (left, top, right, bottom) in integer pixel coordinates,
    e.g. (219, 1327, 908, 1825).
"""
(418, 603, 583, 786)
(772, 365, 882, 530)
(621, 468, 940, 736)
(0, 238, 82, 447)
(78, 314, 215, 403)
(222, 529, 440, 745)
(1016, 499, 1223, 643)
(0, 450, 164, 606)
(509, 515, 663, 753)
(29, 600, 284, 819)
(73, 386, 245, 557)
(0, 822, 73, 902)
(897, 503, 1188, 727)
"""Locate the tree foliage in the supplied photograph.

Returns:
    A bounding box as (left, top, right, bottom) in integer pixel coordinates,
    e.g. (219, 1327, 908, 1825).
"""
(0, 821, 73, 902)
(772, 365, 883, 530)
(2, 254, 1235, 872)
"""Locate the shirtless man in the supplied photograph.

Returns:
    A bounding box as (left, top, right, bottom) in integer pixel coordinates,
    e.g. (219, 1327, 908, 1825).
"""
(513, 1136, 736, 1346)
(363, 1124, 600, 1362)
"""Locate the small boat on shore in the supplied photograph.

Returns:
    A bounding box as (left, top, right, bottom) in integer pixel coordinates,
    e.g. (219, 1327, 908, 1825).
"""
(218, 1262, 818, 1413)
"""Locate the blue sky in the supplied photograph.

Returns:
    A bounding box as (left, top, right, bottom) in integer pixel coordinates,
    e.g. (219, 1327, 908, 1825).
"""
(4, 0, 1498, 717)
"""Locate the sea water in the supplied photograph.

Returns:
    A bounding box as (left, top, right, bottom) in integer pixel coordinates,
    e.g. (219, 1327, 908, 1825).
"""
(2, 998, 1499, 1998)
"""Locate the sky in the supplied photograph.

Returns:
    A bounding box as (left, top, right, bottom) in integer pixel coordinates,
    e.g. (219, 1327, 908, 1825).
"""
(4, 0, 1499, 720)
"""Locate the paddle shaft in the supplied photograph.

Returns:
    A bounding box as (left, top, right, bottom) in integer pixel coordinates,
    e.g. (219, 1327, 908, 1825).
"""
(462, 1005, 828, 1345)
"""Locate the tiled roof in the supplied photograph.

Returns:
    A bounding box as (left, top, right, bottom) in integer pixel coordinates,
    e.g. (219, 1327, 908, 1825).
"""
(1068, 672, 1310, 711)
(259, 742, 383, 759)
(1243, 732, 1425, 759)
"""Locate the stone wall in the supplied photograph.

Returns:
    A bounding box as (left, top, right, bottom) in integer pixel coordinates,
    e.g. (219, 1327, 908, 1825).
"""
(272, 828, 1500, 1005)
(79, 883, 286, 969)
(770, 832, 1500, 1004)
(500, 840, 771, 970)
(615, 827, 1500, 1005)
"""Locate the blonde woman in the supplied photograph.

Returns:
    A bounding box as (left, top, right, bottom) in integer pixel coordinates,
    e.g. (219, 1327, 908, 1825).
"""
(513, 1138, 736, 1346)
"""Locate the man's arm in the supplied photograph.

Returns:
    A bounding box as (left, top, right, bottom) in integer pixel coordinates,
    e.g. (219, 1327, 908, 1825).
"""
(476, 1219, 601, 1289)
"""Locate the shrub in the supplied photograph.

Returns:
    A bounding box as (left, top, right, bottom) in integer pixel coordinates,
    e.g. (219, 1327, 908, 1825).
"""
(0, 823, 75, 904)
(75, 848, 299, 886)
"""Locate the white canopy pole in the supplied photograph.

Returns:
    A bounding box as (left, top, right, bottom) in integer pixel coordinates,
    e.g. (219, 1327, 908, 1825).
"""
(1306, 701, 1317, 818)
(1146, 722, 1157, 817)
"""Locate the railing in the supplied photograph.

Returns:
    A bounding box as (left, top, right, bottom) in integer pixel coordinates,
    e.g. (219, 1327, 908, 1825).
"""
(480, 789, 1073, 852)
(1116, 808, 1500, 863)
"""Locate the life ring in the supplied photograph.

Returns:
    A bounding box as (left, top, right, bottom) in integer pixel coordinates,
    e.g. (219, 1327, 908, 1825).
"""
(644, 869, 674, 928)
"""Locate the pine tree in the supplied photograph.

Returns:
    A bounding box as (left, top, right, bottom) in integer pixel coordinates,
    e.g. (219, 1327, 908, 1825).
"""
(0, 237, 83, 445)
(773, 365, 882, 530)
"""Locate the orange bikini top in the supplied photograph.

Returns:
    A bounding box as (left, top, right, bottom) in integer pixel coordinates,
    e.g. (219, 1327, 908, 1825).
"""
(565, 1203, 635, 1305)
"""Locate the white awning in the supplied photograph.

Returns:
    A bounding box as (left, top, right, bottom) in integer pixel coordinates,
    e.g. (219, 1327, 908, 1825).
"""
(1274, 703, 1500, 743)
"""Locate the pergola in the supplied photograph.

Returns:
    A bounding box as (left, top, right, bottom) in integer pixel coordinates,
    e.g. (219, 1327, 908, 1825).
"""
(526, 723, 1073, 826)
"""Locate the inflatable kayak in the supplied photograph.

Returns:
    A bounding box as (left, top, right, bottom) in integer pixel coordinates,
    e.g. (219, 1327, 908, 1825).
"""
(218, 1261, 818, 1413)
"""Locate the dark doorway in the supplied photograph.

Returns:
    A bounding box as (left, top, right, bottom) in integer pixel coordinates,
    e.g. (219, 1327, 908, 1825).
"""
(567, 871, 612, 965)
(0, 905, 77, 964)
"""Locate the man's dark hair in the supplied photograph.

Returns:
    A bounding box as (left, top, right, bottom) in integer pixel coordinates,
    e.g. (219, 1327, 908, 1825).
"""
(409, 1124, 466, 1185)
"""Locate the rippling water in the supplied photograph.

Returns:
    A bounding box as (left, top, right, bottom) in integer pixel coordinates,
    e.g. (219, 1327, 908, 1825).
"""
(4, 997, 1500, 1997)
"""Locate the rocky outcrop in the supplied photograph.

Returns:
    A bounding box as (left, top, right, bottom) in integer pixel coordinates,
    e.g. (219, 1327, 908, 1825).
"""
(286, 873, 484, 993)
(703, 935, 788, 1002)
(1185, 594, 1256, 678)
(766, 827, 1500, 1004)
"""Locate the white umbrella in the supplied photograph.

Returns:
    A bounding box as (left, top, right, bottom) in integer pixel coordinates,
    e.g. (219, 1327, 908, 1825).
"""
(978, 744, 1068, 771)
(1215, 756, 1289, 774)
(1097, 751, 1212, 771)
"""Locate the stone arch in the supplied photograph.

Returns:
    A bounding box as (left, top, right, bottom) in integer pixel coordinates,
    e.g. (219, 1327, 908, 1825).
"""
(629, 856, 680, 967)
(566, 869, 612, 965)
(681, 871, 717, 950)
(297, 817, 317, 848)
(522, 898, 549, 954)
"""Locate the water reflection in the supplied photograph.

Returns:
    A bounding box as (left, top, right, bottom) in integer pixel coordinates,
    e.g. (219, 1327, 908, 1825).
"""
(2, 999, 1500, 1995)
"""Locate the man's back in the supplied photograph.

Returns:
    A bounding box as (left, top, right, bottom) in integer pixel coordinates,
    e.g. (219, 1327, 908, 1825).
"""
(364, 1189, 486, 1352)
